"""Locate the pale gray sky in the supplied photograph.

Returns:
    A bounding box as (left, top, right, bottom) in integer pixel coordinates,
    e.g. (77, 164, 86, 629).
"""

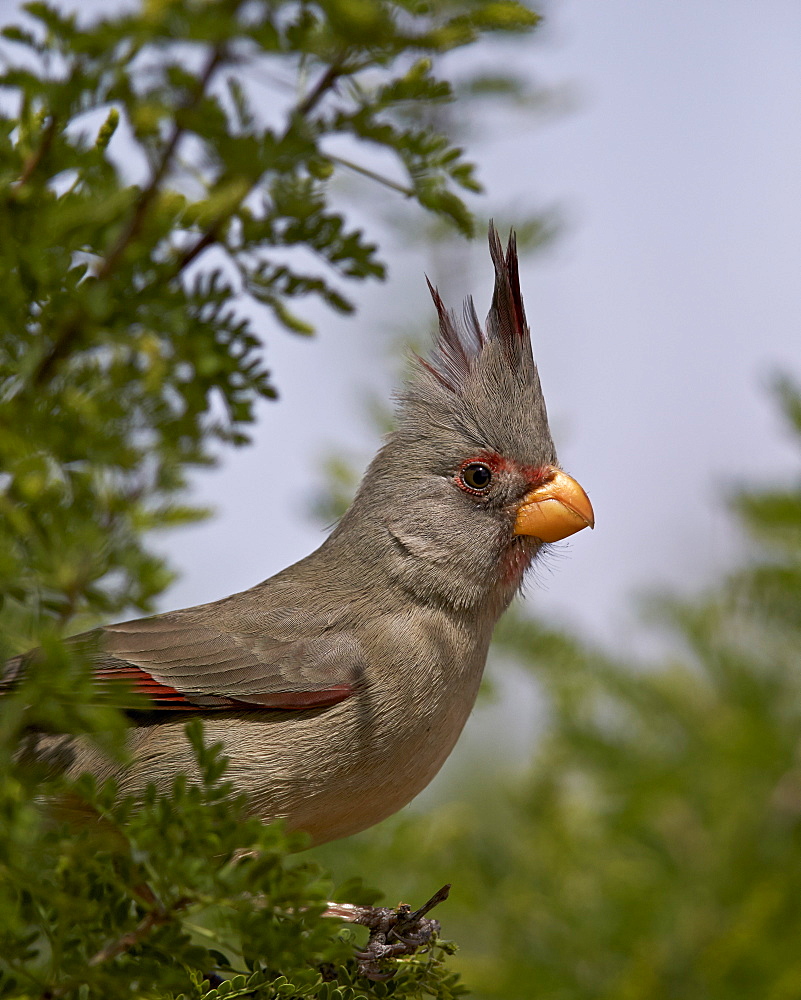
(159, 0, 801, 659)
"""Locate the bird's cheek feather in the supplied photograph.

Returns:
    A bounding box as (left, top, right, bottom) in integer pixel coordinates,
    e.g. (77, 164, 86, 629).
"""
(513, 468, 594, 543)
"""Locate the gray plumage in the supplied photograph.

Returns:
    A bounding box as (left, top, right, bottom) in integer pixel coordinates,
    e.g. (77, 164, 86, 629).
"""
(5, 223, 591, 845)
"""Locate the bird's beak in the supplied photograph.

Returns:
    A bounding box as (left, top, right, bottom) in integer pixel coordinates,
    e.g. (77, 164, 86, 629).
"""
(513, 468, 595, 542)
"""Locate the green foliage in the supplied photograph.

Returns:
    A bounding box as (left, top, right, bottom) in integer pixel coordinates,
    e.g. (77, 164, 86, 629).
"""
(0, 0, 538, 642)
(0, 1, 542, 996)
(317, 381, 801, 999)
(0, 718, 462, 998)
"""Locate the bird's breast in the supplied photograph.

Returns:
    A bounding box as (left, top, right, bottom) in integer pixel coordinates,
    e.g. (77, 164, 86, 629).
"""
(222, 608, 488, 844)
(118, 607, 491, 846)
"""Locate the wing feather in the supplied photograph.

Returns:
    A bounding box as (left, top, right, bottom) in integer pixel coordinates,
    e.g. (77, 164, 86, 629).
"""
(3, 605, 365, 713)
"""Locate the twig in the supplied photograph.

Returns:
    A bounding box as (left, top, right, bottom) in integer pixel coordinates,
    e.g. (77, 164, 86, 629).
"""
(296, 60, 346, 117)
(36, 895, 188, 999)
(327, 153, 415, 198)
(88, 910, 165, 967)
(173, 223, 223, 275)
(96, 45, 225, 282)
(88, 898, 189, 967)
(13, 115, 59, 190)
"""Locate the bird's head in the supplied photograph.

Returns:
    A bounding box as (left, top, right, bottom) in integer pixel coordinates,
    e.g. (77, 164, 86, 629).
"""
(337, 222, 593, 615)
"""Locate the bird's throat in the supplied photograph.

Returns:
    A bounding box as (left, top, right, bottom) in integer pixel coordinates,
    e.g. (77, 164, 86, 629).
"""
(500, 536, 538, 591)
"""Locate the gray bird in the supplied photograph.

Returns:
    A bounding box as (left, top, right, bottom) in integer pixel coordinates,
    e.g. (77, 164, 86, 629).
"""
(4, 224, 594, 846)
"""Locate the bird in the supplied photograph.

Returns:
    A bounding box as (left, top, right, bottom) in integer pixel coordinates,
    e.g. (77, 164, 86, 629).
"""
(3, 223, 594, 846)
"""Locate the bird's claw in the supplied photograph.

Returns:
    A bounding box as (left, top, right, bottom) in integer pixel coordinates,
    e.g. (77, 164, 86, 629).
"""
(334, 883, 451, 981)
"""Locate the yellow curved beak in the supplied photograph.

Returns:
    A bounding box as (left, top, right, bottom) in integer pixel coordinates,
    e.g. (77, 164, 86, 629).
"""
(514, 468, 595, 543)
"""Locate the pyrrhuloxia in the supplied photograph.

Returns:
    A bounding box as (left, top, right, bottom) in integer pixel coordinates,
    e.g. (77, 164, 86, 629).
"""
(4, 223, 593, 846)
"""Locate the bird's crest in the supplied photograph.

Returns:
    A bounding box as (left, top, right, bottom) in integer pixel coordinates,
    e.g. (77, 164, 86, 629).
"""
(421, 221, 536, 393)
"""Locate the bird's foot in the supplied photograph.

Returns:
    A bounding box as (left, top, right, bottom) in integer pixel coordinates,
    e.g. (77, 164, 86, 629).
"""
(324, 883, 450, 981)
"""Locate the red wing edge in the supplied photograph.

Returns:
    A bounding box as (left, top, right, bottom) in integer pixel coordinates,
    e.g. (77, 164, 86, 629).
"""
(95, 665, 354, 712)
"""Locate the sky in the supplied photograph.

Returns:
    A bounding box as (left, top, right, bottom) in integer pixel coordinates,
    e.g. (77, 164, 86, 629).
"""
(157, 0, 801, 662)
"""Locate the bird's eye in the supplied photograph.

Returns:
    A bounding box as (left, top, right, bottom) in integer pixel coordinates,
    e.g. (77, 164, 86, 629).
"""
(460, 463, 493, 492)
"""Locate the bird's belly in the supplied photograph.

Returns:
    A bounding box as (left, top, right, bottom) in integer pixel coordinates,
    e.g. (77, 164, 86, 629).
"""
(214, 656, 482, 844)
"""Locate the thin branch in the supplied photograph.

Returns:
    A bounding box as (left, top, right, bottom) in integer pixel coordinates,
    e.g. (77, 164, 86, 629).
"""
(13, 115, 59, 190)
(32, 313, 82, 387)
(96, 45, 225, 282)
(88, 898, 189, 967)
(327, 153, 415, 198)
(322, 883, 450, 927)
(172, 222, 223, 276)
(88, 910, 165, 967)
(37, 894, 188, 1000)
(296, 59, 346, 117)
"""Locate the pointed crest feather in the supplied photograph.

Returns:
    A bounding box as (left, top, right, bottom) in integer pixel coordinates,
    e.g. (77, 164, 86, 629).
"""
(422, 221, 535, 393)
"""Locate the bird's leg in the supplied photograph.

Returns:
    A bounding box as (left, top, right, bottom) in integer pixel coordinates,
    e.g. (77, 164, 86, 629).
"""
(323, 883, 451, 981)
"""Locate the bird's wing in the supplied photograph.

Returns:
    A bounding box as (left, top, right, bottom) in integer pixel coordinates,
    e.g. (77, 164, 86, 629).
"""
(3, 609, 364, 712)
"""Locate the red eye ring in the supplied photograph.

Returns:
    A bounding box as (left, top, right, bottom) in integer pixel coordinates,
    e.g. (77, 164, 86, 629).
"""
(459, 462, 493, 493)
